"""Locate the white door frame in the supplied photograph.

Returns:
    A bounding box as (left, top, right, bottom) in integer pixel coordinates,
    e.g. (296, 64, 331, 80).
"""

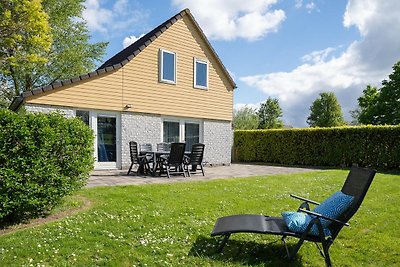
(92, 111, 121, 170)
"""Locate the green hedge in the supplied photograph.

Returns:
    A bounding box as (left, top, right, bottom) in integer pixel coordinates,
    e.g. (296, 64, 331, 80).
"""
(234, 126, 400, 169)
(0, 110, 94, 223)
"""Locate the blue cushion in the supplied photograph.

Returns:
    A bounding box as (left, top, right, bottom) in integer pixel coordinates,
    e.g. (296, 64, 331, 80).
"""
(312, 191, 354, 228)
(282, 191, 354, 237)
(282, 211, 331, 236)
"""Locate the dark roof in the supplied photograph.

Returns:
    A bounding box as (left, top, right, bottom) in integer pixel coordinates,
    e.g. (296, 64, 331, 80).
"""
(97, 10, 185, 70)
(10, 8, 236, 111)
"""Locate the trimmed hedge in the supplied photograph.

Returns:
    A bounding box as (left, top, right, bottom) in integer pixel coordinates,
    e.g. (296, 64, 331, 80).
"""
(234, 126, 400, 169)
(0, 110, 94, 223)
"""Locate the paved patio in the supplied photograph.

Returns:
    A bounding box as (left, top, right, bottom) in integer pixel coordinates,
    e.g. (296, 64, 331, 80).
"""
(87, 164, 318, 187)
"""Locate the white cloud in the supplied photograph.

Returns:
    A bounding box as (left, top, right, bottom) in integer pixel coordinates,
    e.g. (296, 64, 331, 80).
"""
(234, 103, 261, 111)
(295, 0, 318, 13)
(343, 0, 378, 35)
(82, 0, 149, 35)
(295, 0, 303, 9)
(305, 2, 318, 13)
(171, 0, 286, 41)
(83, 0, 112, 33)
(240, 0, 400, 127)
(301, 47, 337, 64)
(123, 34, 145, 48)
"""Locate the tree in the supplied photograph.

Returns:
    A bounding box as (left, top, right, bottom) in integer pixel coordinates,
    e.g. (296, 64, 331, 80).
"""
(0, 0, 52, 99)
(0, 0, 107, 108)
(257, 97, 284, 129)
(353, 85, 379, 124)
(307, 92, 345, 127)
(373, 61, 400, 124)
(233, 106, 259, 130)
(354, 61, 400, 125)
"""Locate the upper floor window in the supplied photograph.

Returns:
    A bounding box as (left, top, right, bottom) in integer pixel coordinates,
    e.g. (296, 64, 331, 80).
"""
(194, 58, 208, 89)
(159, 49, 176, 84)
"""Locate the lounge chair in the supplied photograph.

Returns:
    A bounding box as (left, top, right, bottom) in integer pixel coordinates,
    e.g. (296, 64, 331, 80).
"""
(210, 165, 376, 266)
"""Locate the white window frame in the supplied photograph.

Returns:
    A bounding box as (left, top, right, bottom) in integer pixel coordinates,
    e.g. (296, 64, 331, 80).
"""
(159, 49, 177, 84)
(161, 117, 203, 145)
(194, 58, 208, 89)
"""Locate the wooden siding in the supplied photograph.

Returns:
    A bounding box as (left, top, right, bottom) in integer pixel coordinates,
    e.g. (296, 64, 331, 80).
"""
(25, 15, 234, 121)
(26, 70, 123, 111)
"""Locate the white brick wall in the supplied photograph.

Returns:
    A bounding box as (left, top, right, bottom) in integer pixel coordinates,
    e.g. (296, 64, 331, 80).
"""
(25, 104, 74, 117)
(203, 120, 233, 165)
(121, 112, 162, 168)
(24, 104, 232, 168)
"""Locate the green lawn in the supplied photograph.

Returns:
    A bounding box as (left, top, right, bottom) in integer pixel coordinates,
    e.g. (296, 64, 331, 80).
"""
(0, 170, 399, 266)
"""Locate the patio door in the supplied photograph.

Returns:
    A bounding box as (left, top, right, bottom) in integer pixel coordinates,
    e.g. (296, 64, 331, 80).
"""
(97, 115, 116, 162)
(75, 110, 121, 169)
(184, 122, 200, 151)
(96, 113, 121, 169)
(162, 118, 202, 151)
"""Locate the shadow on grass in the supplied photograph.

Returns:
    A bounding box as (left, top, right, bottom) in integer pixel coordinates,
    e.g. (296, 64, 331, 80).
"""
(188, 235, 304, 266)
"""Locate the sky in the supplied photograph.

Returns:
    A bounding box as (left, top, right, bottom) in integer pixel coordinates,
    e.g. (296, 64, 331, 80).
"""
(82, 0, 400, 127)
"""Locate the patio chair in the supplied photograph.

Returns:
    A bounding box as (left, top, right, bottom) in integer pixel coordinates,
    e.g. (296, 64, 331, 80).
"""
(210, 165, 376, 267)
(157, 142, 171, 152)
(127, 141, 148, 175)
(183, 143, 205, 176)
(159, 142, 186, 178)
(140, 143, 154, 167)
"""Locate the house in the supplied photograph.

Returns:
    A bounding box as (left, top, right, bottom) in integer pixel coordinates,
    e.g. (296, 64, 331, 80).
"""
(10, 9, 236, 170)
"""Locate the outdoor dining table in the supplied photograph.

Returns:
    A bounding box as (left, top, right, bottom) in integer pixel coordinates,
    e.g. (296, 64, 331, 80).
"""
(140, 151, 191, 176)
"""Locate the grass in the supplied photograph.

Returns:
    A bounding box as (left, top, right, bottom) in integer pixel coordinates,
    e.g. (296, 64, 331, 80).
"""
(0, 169, 399, 266)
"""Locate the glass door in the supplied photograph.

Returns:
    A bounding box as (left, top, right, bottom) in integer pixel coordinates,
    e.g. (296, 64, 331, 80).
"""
(97, 115, 117, 168)
(185, 122, 199, 151)
(74, 110, 120, 169)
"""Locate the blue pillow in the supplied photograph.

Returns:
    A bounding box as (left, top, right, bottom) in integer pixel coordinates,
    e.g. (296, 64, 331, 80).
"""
(282, 211, 331, 236)
(282, 191, 354, 237)
(312, 191, 354, 228)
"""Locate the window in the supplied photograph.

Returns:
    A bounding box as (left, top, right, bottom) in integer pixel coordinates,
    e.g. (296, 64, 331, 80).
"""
(162, 118, 202, 152)
(159, 49, 176, 84)
(76, 110, 89, 125)
(194, 58, 208, 89)
(163, 121, 180, 143)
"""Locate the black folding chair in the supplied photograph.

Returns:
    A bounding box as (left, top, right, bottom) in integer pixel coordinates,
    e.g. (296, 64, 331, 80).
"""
(127, 141, 148, 175)
(159, 142, 186, 178)
(211, 165, 376, 266)
(184, 143, 205, 176)
(139, 143, 154, 166)
(156, 142, 171, 152)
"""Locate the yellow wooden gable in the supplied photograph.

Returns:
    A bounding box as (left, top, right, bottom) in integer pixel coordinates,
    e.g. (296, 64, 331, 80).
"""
(22, 9, 235, 121)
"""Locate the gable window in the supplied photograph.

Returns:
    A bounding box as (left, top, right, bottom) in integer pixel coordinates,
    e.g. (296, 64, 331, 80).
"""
(194, 58, 208, 89)
(159, 49, 176, 84)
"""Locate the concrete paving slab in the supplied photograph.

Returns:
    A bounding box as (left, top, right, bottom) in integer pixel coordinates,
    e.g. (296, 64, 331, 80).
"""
(87, 164, 319, 187)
